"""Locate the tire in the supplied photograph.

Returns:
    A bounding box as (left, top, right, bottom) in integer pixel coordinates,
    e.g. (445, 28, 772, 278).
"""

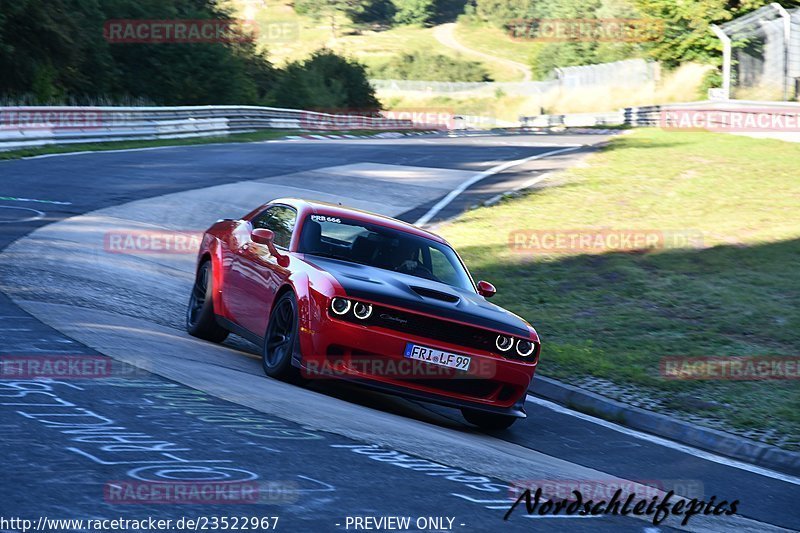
(461, 408, 518, 431)
(186, 261, 229, 343)
(262, 291, 301, 381)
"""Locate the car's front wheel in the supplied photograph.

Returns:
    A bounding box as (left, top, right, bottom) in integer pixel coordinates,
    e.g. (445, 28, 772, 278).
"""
(186, 261, 229, 343)
(461, 408, 517, 430)
(262, 292, 301, 382)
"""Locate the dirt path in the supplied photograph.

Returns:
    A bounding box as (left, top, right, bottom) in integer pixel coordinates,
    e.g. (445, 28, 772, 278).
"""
(433, 23, 532, 82)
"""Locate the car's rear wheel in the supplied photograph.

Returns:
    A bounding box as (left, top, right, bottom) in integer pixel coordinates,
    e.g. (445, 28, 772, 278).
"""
(186, 261, 229, 343)
(262, 292, 301, 381)
(461, 408, 517, 430)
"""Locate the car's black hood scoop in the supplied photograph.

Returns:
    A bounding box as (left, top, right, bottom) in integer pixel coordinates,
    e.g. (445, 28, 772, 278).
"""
(304, 255, 531, 337)
(409, 285, 460, 303)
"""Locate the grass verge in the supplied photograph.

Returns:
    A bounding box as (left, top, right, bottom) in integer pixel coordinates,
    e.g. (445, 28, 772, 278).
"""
(247, 2, 518, 81)
(437, 128, 800, 448)
(453, 20, 541, 70)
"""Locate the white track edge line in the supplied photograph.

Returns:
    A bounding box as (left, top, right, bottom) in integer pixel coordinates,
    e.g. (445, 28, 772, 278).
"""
(526, 394, 800, 486)
(413, 146, 581, 226)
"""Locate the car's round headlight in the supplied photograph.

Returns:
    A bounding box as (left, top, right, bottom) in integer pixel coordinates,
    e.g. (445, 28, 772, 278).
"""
(353, 302, 373, 320)
(516, 339, 535, 357)
(496, 335, 513, 352)
(331, 298, 351, 315)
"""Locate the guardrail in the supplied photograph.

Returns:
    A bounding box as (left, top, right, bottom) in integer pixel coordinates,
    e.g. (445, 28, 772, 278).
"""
(520, 110, 625, 128)
(5, 99, 797, 152)
(626, 99, 800, 127)
(520, 99, 800, 129)
(0, 105, 438, 151)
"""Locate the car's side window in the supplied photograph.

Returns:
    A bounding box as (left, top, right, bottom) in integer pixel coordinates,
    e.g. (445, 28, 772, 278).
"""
(429, 247, 460, 287)
(252, 206, 296, 249)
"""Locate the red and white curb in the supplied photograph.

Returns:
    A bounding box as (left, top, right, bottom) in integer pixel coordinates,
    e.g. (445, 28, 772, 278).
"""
(284, 131, 437, 141)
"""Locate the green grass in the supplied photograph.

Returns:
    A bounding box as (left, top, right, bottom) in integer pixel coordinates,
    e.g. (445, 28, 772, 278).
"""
(453, 20, 541, 71)
(381, 93, 532, 124)
(438, 129, 800, 447)
(249, 2, 442, 65)
(244, 1, 519, 81)
(338, 26, 486, 77)
(0, 129, 419, 160)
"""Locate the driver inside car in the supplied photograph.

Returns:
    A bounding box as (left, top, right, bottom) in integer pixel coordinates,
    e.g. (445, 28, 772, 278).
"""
(395, 242, 421, 274)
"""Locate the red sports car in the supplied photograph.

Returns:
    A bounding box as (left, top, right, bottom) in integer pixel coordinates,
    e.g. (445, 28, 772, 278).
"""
(186, 198, 540, 429)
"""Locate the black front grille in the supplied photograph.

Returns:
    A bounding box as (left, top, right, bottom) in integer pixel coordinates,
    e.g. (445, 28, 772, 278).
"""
(399, 378, 500, 398)
(338, 303, 500, 354)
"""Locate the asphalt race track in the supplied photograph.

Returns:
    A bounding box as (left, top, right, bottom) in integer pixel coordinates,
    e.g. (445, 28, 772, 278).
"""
(0, 133, 797, 532)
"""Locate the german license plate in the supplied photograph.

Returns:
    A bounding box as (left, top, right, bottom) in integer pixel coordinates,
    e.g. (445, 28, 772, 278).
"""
(404, 343, 471, 371)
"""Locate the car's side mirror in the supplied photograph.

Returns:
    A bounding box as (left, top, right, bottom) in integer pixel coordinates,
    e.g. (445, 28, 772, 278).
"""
(477, 280, 496, 298)
(251, 228, 275, 245)
(250, 228, 289, 267)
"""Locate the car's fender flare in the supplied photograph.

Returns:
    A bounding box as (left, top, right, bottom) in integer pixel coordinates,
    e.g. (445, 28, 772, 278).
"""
(197, 235, 231, 321)
(272, 274, 309, 367)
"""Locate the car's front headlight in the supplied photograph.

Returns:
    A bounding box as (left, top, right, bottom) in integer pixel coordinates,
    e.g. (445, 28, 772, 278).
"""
(516, 339, 535, 358)
(353, 302, 373, 319)
(496, 335, 514, 352)
(330, 297, 351, 315)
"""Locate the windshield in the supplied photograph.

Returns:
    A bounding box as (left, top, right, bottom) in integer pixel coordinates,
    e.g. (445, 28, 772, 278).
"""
(298, 215, 475, 292)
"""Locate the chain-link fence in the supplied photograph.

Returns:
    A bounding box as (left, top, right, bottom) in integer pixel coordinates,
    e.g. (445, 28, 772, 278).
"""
(371, 58, 657, 97)
(716, 5, 800, 101)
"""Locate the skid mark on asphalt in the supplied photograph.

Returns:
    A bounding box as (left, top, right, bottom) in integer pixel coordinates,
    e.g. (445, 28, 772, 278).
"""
(0, 205, 45, 223)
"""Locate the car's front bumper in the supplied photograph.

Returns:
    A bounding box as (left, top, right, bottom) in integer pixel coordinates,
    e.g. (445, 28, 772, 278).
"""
(296, 312, 536, 417)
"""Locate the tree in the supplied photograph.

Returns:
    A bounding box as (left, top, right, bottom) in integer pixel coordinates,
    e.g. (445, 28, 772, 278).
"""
(393, 0, 437, 25)
(472, 0, 799, 78)
(271, 49, 380, 111)
(0, 0, 284, 105)
(0, 0, 116, 102)
(372, 51, 493, 81)
(632, 0, 800, 67)
(293, 0, 365, 37)
(352, 0, 397, 24)
(474, 0, 537, 27)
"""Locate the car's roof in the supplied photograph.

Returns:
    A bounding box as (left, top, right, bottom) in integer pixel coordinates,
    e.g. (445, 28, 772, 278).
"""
(273, 198, 447, 244)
